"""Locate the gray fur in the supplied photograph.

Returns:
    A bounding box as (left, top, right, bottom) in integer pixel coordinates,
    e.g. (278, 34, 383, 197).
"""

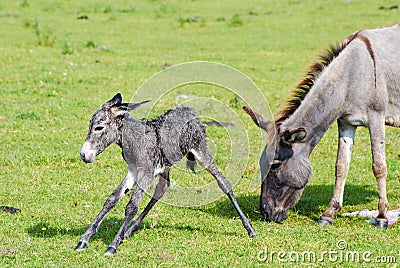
(76, 93, 256, 254)
(245, 24, 400, 226)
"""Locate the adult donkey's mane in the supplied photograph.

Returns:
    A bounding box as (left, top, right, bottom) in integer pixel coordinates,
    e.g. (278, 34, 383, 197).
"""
(276, 32, 361, 124)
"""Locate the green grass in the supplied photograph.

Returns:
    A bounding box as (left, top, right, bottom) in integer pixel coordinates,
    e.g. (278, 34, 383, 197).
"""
(1, 0, 400, 267)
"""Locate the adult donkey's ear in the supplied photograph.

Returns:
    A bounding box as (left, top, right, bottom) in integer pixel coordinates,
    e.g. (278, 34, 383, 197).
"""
(242, 106, 272, 131)
(281, 127, 307, 144)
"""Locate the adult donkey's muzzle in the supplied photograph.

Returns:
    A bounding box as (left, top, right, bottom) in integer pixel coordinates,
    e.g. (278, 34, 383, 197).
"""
(262, 206, 288, 223)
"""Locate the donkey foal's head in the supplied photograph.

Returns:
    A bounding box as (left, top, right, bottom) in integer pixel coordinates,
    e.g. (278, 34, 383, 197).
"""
(80, 93, 148, 163)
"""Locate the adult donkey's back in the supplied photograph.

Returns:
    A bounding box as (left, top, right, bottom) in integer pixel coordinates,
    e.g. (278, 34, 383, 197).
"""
(244, 24, 400, 228)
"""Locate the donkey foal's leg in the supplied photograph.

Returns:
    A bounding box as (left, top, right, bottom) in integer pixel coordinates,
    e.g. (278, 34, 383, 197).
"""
(319, 121, 356, 226)
(105, 173, 153, 255)
(192, 149, 257, 237)
(124, 171, 170, 238)
(75, 172, 135, 250)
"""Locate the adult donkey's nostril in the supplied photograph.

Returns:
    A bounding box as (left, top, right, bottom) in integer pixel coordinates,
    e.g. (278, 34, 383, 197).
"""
(270, 209, 287, 223)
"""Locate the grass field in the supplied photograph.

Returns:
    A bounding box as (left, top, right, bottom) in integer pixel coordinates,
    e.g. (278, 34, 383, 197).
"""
(1, 0, 400, 267)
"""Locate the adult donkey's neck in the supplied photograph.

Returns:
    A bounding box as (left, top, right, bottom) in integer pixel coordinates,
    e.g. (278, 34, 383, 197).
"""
(280, 64, 345, 152)
(278, 35, 373, 154)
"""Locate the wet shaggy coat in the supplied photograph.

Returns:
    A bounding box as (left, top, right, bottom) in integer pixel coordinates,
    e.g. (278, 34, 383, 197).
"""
(122, 106, 206, 171)
(76, 93, 256, 255)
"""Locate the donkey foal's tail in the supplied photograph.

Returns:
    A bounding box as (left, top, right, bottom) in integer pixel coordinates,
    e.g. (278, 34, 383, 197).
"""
(186, 152, 197, 173)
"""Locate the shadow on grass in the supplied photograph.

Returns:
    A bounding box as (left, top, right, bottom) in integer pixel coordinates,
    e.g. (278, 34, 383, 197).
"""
(26, 217, 237, 245)
(294, 183, 376, 220)
(26, 183, 376, 243)
(197, 183, 376, 221)
(27, 218, 123, 244)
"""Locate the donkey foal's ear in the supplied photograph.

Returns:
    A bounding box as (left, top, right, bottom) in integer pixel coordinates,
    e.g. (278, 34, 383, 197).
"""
(122, 100, 151, 112)
(110, 106, 128, 118)
(112, 93, 122, 102)
(104, 93, 123, 108)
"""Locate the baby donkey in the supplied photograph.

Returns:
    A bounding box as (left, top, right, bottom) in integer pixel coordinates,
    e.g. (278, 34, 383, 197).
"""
(76, 93, 256, 255)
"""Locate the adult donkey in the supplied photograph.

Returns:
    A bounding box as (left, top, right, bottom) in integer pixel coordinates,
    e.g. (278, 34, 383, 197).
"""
(244, 24, 400, 228)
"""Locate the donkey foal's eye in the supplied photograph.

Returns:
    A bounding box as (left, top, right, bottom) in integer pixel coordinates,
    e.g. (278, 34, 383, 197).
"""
(94, 126, 104, 131)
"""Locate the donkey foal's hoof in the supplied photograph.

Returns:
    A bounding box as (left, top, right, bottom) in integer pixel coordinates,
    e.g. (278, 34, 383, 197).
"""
(75, 241, 88, 251)
(104, 247, 117, 255)
(374, 218, 388, 229)
(317, 217, 333, 226)
(248, 230, 258, 238)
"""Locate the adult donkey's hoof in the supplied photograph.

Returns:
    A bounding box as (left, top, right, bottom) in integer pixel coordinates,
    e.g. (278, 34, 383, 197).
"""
(317, 217, 333, 226)
(75, 241, 88, 251)
(374, 218, 388, 229)
(104, 246, 117, 255)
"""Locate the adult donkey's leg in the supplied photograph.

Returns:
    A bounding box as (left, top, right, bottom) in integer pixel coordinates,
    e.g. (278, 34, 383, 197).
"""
(105, 170, 154, 255)
(369, 113, 389, 228)
(124, 171, 170, 238)
(319, 120, 356, 226)
(191, 147, 257, 237)
(385, 115, 400, 128)
(75, 171, 136, 250)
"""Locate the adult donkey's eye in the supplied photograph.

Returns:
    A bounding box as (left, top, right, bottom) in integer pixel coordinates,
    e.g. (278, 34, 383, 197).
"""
(94, 126, 104, 132)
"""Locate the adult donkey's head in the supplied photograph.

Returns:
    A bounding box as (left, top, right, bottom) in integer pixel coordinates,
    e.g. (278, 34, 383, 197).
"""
(80, 93, 148, 163)
(243, 106, 312, 222)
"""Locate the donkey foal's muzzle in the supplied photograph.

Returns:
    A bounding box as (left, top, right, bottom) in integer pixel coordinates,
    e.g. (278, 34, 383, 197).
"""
(80, 142, 96, 163)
